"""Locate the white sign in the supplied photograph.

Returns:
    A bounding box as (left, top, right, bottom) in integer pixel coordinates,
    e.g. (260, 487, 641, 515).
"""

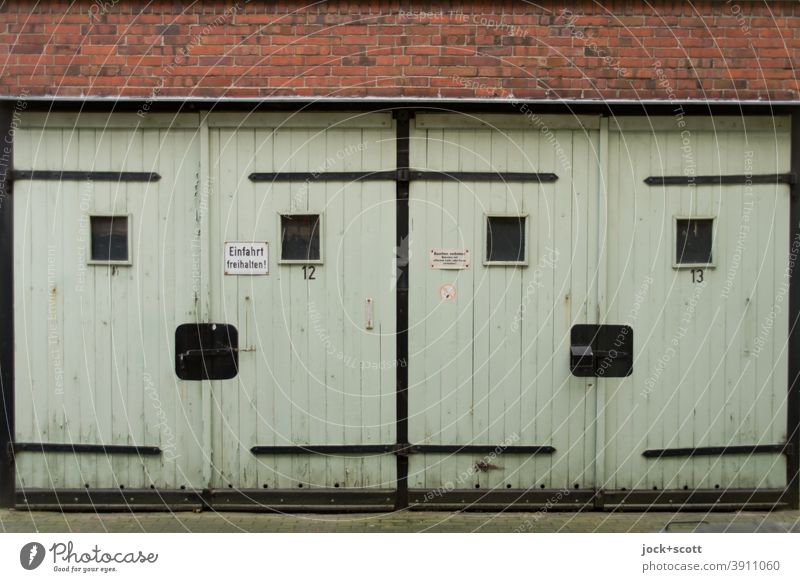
(224, 242, 269, 275)
(430, 248, 470, 269)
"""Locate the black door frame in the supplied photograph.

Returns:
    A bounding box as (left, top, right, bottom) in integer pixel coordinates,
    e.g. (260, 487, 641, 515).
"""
(0, 103, 14, 508)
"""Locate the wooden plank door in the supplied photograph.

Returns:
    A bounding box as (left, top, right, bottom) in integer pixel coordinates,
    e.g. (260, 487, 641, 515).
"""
(13, 113, 206, 491)
(407, 114, 601, 495)
(602, 117, 791, 494)
(207, 113, 397, 491)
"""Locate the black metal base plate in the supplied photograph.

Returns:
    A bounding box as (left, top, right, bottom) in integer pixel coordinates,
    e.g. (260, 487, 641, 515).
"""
(409, 489, 596, 511)
(601, 488, 790, 511)
(15, 488, 396, 513)
(207, 489, 396, 512)
(16, 488, 204, 512)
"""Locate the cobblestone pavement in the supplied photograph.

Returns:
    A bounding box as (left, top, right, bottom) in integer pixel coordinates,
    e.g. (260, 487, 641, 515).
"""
(1, 509, 798, 533)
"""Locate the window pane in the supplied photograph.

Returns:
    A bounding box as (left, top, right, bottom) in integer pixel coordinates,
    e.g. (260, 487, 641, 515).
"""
(486, 216, 525, 262)
(90, 216, 128, 262)
(281, 214, 321, 261)
(676, 218, 713, 264)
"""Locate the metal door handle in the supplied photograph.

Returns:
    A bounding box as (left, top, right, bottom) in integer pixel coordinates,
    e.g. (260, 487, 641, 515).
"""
(179, 347, 236, 360)
(365, 297, 374, 330)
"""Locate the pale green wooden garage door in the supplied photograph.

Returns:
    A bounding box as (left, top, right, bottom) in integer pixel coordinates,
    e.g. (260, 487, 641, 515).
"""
(602, 117, 791, 492)
(13, 113, 206, 490)
(207, 113, 397, 489)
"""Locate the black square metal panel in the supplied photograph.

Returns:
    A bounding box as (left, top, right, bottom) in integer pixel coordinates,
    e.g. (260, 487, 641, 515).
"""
(570, 324, 633, 377)
(175, 323, 238, 380)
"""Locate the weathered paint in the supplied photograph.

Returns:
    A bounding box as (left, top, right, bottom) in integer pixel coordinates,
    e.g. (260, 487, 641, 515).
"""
(10, 111, 793, 501)
(604, 118, 791, 491)
(14, 113, 204, 489)
(407, 114, 600, 491)
(207, 113, 397, 489)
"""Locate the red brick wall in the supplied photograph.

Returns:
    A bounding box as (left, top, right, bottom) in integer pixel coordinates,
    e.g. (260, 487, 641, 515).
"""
(1, 0, 798, 100)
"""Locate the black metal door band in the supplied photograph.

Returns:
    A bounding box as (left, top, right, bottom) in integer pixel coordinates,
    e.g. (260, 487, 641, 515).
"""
(249, 170, 559, 182)
(12, 443, 162, 455)
(250, 445, 556, 456)
(643, 444, 792, 458)
(11, 170, 161, 182)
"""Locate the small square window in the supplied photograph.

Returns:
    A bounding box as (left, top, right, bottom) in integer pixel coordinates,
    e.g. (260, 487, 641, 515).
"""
(280, 213, 322, 263)
(675, 217, 713, 266)
(89, 215, 131, 264)
(486, 215, 527, 264)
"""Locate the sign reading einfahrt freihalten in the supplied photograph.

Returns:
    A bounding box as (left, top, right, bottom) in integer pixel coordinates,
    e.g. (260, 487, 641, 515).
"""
(224, 242, 269, 275)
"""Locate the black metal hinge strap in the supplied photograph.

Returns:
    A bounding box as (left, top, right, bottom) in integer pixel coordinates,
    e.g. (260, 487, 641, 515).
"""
(644, 173, 795, 186)
(643, 444, 789, 458)
(12, 443, 162, 455)
(410, 171, 558, 182)
(12, 170, 161, 182)
(249, 171, 397, 182)
(251, 445, 394, 455)
(250, 444, 555, 456)
(411, 444, 556, 454)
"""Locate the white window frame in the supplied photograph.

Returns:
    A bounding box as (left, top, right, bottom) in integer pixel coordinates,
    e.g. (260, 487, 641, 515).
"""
(483, 213, 529, 266)
(87, 213, 133, 266)
(278, 211, 324, 265)
(673, 215, 716, 269)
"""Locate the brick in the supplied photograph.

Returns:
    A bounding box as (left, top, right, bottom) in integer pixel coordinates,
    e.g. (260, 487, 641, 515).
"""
(341, 35, 377, 45)
(404, 46, 439, 55)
